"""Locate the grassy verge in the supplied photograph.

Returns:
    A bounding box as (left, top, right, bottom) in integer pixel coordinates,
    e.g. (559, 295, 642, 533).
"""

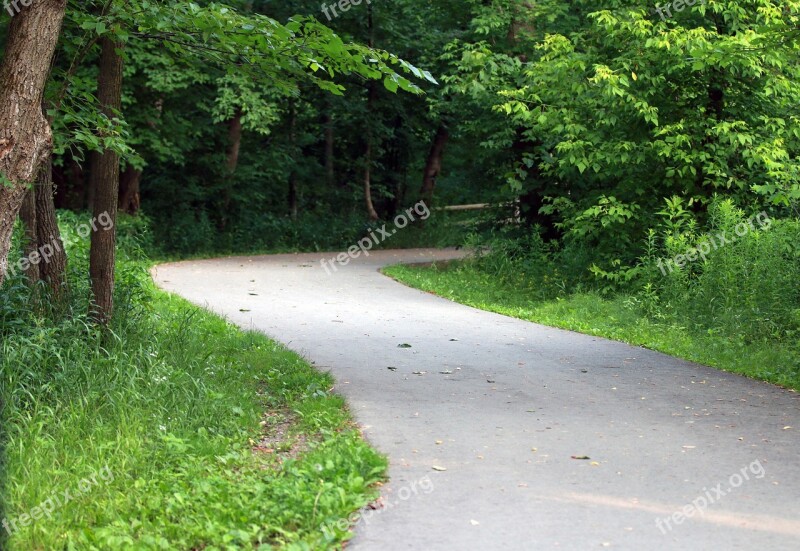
(383, 261, 800, 390)
(1, 216, 386, 550)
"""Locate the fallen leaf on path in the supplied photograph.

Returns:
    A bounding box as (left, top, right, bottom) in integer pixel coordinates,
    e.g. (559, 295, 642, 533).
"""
(387, 367, 397, 371)
(412, 371, 427, 376)
(440, 370, 453, 374)
(248, 292, 258, 296)
(435, 440, 443, 445)
(432, 465, 447, 471)
(398, 343, 413, 348)
(239, 309, 251, 312)
(784, 426, 792, 430)
(571, 455, 591, 460)
(487, 379, 496, 383)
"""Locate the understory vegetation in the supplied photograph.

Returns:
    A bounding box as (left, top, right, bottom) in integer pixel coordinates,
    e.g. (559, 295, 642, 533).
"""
(0, 216, 386, 550)
(1, 0, 799, 548)
(385, 198, 800, 390)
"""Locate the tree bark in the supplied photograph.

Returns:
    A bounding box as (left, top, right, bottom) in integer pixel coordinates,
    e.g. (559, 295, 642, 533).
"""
(35, 156, 68, 297)
(88, 35, 124, 325)
(118, 165, 141, 215)
(420, 124, 449, 205)
(19, 187, 40, 283)
(0, 0, 67, 286)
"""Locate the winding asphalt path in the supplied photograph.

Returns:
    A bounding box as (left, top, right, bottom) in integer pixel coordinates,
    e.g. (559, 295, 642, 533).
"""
(153, 249, 800, 550)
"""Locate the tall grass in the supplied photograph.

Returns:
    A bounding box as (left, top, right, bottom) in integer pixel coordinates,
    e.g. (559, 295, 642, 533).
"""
(385, 199, 800, 388)
(0, 213, 386, 549)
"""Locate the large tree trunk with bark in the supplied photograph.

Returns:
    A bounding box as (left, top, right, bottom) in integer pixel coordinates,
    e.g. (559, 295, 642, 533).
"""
(19, 188, 40, 283)
(420, 124, 449, 205)
(36, 157, 68, 297)
(0, 0, 67, 286)
(88, 36, 124, 325)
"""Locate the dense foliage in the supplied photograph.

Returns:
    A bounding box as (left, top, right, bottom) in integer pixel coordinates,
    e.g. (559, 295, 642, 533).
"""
(0, 215, 387, 549)
(1, 0, 799, 547)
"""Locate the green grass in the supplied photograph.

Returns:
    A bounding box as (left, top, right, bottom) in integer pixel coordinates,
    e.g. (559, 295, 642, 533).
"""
(150, 209, 472, 260)
(1, 215, 387, 550)
(383, 261, 800, 390)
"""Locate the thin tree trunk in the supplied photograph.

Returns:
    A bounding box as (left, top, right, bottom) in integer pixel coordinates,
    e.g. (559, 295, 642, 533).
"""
(363, 3, 379, 221)
(35, 156, 68, 297)
(19, 187, 40, 283)
(420, 124, 449, 204)
(288, 102, 298, 220)
(364, 83, 380, 220)
(118, 165, 141, 215)
(88, 35, 124, 325)
(0, 0, 67, 286)
(364, 134, 379, 221)
(87, 151, 98, 211)
(220, 109, 242, 230)
(324, 113, 335, 188)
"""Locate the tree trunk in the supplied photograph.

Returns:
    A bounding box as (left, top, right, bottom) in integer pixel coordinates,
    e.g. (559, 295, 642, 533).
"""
(363, 3, 379, 221)
(19, 187, 40, 284)
(118, 165, 142, 215)
(220, 109, 242, 230)
(88, 35, 124, 325)
(420, 124, 449, 204)
(364, 135, 379, 221)
(35, 156, 68, 297)
(324, 113, 335, 188)
(362, 86, 378, 221)
(87, 151, 98, 212)
(288, 102, 298, 220)
(0, 0, 67, 286)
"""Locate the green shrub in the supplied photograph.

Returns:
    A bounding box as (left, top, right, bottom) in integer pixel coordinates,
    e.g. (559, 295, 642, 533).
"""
(0, 212, 386, 549)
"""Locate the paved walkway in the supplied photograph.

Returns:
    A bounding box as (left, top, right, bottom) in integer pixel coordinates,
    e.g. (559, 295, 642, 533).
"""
(153, 248, 800, 550)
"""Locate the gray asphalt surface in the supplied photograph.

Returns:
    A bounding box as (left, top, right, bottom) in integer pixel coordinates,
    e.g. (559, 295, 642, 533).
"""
(153, 248, 800, 551)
